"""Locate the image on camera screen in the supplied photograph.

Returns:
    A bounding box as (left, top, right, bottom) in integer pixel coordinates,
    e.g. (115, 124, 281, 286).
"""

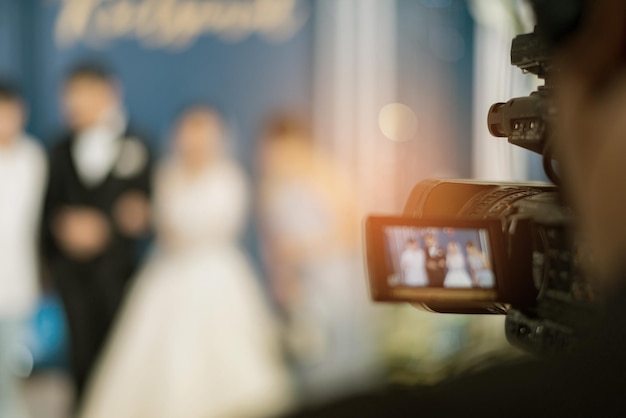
(384, 226, 495, 289)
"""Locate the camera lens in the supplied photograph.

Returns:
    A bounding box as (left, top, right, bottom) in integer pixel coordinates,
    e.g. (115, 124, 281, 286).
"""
(487, 102, 507, 137)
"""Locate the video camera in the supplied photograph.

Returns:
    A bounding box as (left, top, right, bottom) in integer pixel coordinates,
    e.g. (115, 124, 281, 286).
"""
(364, 0, 595, 355)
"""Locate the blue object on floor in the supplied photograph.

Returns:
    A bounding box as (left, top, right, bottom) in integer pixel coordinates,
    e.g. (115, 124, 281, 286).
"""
(24, 293, 69, 370)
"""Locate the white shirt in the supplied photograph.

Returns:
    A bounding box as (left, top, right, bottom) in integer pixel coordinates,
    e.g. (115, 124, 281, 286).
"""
(72, 108, 127, 187)
(400, 248, 427, 286)
(0, 135, 47, 318)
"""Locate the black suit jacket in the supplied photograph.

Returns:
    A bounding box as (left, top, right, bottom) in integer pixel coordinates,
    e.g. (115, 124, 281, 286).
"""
(425, 245, 447, 287)
(41, 128, 153, 288)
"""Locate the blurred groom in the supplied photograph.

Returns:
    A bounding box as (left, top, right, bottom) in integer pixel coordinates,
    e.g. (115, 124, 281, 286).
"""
(42, 62, 153, 399)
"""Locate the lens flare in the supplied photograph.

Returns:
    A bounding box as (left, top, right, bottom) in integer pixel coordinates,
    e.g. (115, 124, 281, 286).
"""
(378, 103, 418, 142)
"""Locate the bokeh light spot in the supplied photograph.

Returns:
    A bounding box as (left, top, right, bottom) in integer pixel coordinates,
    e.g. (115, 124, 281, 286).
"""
(379, 103, 418, 142)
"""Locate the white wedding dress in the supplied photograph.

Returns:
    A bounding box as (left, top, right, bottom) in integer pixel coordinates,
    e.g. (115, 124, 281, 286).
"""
(80, 160, 293, 418)
(444, 253, 473, 288)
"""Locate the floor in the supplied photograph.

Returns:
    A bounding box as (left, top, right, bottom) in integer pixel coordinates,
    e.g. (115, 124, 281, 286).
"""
(20, 371, 74, 418)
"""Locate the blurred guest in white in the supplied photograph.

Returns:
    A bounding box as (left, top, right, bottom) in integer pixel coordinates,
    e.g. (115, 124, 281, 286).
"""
(258, 117, 381, 406)
(79, 105, 293, 418)
(400, 238, 428, 286)
(466, 241, 494, 288)
(0, 81, 47, 418)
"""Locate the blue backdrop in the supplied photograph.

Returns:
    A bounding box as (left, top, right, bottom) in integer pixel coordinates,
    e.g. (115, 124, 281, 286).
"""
(3, 0, 314, 170)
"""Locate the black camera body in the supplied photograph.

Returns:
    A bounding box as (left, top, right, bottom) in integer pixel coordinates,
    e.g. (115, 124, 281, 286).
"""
(365, 178, 593, 354)
(364, 2, 596, 355)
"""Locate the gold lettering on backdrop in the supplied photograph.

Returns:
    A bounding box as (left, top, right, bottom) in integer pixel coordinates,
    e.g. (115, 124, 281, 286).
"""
(54, 0, 308, 50)
(55, 0, 101, 45)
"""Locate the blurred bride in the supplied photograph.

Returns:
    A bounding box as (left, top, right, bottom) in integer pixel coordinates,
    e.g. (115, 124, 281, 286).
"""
(79, 105, 293, 418)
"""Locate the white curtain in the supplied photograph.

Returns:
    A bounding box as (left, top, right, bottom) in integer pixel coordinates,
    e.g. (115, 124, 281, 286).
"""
(313, 0, 399, 213)
(470, 0, 538, 181)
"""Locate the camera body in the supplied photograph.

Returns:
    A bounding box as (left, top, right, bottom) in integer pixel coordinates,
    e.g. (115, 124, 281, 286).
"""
(364, 2, 596, 354)
(365, 179, 594, 353)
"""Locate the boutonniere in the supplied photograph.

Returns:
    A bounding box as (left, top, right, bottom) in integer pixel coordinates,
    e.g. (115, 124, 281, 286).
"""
(114, 137, 148, 179)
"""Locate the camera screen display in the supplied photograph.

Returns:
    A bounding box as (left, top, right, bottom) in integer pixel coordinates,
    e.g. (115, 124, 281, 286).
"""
(383, 226, 496, 289)
(364, 216, 505, 303)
